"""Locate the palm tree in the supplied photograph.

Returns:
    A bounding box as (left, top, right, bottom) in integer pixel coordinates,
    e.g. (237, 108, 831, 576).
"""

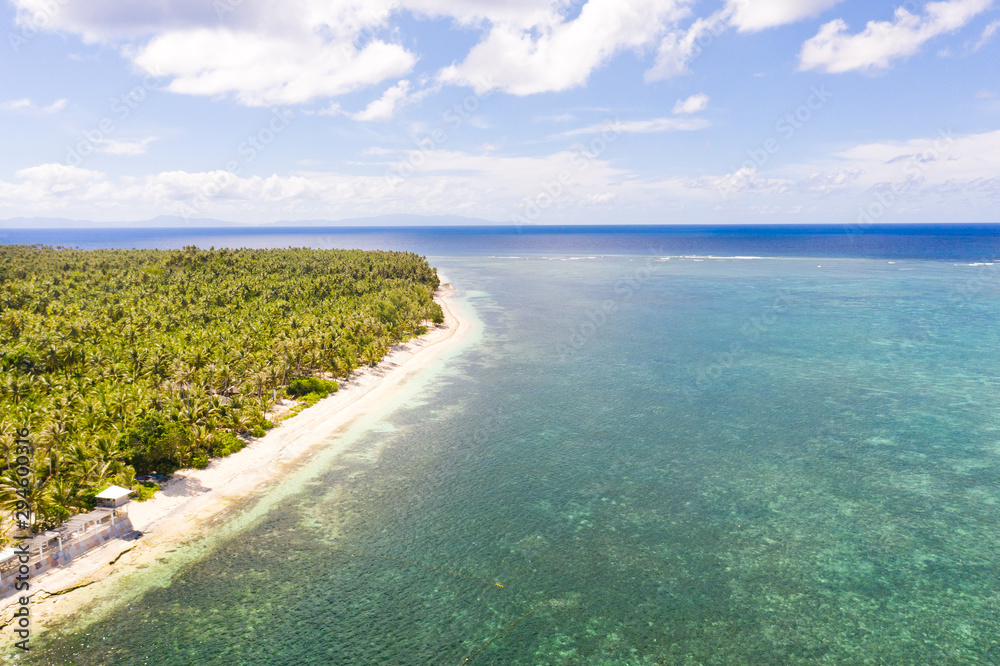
(0, 244, 443, 540)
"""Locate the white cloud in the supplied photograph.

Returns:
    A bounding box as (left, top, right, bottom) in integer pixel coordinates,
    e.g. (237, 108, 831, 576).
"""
(351, 80, 413, 121)
(538, 113, 576, 122)
(439, 0, 690, 95)
(2, 130, 1000, 222)
(799, 0, 993, 73)
(0, 150, 629, 222)
(827, 129, 999, 183)
(559, 116, 709, 137)
(13, 0, 415, 106)
(975, 88, 998, 98)
(3, 164, 109, 199)
(400, 0, 557, 28)
(973, 18, 1000, 50)
(317, 103, 342, 117)
(642, 0, 854, 81)
(645, 7, 731, 81)
(132, 27, 416, 106)
(319, 80, 434, 120)
(96, 137, 158, 155)
(728, 0, 844, 32)
(0, 98, 67, 113)
(672, 92, 708, 114)
(0, 99, 33, 112)
(13, 0, 229, 41)
(704, 166, 792, 197)
(673, 128, 1000, 221)
(797, 169, 864, 195)
(644, 0, 852, 81)
(10, 0, 701, 104)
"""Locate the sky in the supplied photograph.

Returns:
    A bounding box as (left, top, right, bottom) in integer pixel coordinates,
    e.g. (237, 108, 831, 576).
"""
(0, 0, 998, 225)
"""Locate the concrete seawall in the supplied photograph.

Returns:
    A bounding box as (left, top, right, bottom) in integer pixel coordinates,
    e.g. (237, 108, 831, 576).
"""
(0, 518, 138, 598)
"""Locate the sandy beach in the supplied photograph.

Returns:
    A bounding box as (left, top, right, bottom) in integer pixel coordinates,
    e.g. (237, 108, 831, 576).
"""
(1, 283, 468, 629)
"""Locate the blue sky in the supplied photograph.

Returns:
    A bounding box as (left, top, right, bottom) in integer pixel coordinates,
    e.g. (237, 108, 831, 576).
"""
(0, 0, 998, 225)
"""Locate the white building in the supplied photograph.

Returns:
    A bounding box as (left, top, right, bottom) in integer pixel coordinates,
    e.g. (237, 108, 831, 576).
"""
(95, 485, 133, 511)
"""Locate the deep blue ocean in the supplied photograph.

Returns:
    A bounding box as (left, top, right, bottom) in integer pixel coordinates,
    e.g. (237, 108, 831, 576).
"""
(16, 225, 1000, 664)
(10, 223, 1000, 261)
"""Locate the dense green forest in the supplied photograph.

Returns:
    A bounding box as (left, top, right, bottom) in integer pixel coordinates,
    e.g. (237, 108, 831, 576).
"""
(0, 245, 444, 539)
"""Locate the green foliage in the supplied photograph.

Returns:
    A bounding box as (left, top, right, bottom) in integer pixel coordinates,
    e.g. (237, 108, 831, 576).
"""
(45, 505, 72, 527)
(250, 425, 266, 438)
(133, 482, 158, 502)
(429, 303, 445, 325)
(0, 245, 441, 538)
(298, 392, 323, 406)
(261, 419, 277, 430)
(287, 376, 339, 398)
(190, 453, 210, 470)
(118, 414, 189, 475)
(79, 487, 100, 511)
(210, 432, 246, 458)
(0, 346, 42, 374)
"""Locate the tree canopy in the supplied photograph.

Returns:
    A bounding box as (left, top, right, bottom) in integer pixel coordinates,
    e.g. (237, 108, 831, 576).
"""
(0, 245, 443, 537)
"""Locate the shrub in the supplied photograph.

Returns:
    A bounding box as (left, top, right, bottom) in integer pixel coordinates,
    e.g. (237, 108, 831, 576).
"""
(298, 391, 324, 406)
(79, 487, 100, 511)
(42, 506, 71, 528)
(251, 425, 266, 438)
(262, 419, 276, 430)
(190, 453, 210, 469)
(119, 414, 190, 475)
(210, 432, 246, 458)
(133, 482, 158, 502)
(286, 377, 339, 398)
(429, 304, 445, 325)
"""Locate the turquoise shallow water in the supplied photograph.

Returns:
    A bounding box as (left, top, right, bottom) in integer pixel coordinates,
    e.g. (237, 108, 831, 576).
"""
(28, 255, 1000, 664)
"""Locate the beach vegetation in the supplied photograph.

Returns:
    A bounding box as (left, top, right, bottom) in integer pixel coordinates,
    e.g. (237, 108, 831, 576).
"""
(209, 432, 246, 457)
(133, 482, 159, 502)
(119, 414, 188, 476)
(0, 244, 442, 539)
(286, 377, 338, 398)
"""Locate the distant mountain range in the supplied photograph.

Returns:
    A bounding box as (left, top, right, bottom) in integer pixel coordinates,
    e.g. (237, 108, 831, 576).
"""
(0, 214, 494, 229)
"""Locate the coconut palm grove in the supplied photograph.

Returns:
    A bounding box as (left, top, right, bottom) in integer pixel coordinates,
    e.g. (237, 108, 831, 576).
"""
(0, 245, 444, 537)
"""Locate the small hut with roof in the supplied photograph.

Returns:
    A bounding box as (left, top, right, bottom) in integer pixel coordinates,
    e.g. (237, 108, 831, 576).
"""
(0, 484, 137, 598)
(95, 485, 132, 512)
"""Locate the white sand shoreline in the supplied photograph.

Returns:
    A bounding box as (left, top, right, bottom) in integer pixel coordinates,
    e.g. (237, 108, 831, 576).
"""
(1, 283, 468, 627)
